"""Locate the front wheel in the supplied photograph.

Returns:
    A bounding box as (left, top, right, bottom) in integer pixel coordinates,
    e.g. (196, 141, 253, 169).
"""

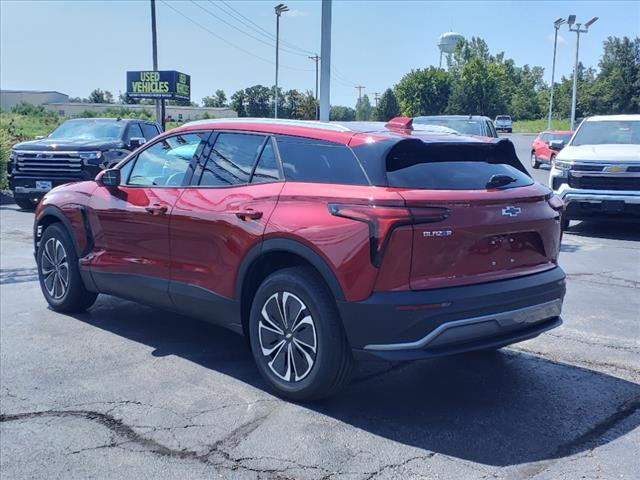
(530, 151, 540, 169)
(37, 224, 98, 312)
(248, 267, 353, 401)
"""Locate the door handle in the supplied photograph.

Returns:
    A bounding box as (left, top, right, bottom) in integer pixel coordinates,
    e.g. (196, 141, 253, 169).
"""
(145, 204, 168, 215)
(235, 208, 263, 221)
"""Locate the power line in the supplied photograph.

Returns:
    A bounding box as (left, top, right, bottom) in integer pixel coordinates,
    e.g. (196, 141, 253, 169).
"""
(217, 0, 316, 56)
(160, 1, 312, 72)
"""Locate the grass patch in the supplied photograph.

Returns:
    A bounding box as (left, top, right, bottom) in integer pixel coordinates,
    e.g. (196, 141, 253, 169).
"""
(513, 118, 571, 133)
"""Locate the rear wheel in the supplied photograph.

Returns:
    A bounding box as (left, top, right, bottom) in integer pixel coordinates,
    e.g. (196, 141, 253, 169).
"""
(37, 224, 98, 312)
(248, 267, 353, 401)
(530, 151, 540, 169)
(14, 196, 37, 210)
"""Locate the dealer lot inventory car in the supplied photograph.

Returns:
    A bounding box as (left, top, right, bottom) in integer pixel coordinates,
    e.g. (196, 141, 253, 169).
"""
(530, 130, 574, 169)
(494, 115, 513, 133)
(34, 117, 566, 400)
(550, 115, 640, 229)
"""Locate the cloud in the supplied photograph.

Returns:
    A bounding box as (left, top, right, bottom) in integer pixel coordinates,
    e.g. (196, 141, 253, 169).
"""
(284, 9, 308, 17)
(547, 33, 567, 45)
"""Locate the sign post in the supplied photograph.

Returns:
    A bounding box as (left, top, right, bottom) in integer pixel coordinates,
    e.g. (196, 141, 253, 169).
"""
(126, 70, 191, 130)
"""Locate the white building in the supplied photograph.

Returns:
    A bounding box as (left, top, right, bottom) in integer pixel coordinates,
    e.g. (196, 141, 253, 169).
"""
(1, 90, 69, 111)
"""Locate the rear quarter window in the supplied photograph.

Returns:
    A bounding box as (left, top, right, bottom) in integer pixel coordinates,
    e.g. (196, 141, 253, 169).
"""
(276, 139, 369, 185)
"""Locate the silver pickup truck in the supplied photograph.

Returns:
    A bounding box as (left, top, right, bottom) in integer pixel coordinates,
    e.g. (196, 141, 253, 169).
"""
(549, 115, 640, 230)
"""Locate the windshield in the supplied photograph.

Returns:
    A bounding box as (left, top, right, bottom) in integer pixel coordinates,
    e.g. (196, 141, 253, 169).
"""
(572, 120, 640, 146)
(549, 133, 573, 143)
(414, 117, 484, 136)
(49, 120, 124, 141)
(496, 116, 511, 121)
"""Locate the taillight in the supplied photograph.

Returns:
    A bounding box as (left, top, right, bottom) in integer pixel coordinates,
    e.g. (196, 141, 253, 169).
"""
(328, 203, 449, 266)
(548, 194, 564, 211)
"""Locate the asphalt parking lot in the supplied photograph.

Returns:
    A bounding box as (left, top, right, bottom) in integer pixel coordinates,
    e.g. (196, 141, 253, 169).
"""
(1, 133, 639, 479)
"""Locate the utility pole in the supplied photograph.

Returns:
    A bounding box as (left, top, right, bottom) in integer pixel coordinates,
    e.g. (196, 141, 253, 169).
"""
(319, 0, 331, 121)
(567, 15, 598, 131)
(373, 92, 380, 107)
(308, 54, 320, 120)
(355, 85, 365, 100)
(274, 4, 289, 119)
(150, 0, 163, 129)
(547, 18, 566, 130)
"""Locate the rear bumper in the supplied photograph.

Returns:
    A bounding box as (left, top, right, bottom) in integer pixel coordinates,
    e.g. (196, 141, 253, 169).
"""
(337, 267, 565, 360)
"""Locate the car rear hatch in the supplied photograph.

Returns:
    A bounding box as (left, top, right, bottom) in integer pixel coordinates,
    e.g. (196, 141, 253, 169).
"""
(385, 138, 562, 290)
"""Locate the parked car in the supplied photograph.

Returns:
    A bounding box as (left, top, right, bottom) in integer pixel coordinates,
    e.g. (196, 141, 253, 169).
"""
(8, 117, 163, 210)
(34, 117, 566, 400)
(530, 130, 574, 169)
(413, 115, 498, 138)
(550, 114, 640, 230)
(494, 115, 513, 133)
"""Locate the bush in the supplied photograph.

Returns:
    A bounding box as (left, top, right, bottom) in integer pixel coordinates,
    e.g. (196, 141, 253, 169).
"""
(0, 129, 12, 190)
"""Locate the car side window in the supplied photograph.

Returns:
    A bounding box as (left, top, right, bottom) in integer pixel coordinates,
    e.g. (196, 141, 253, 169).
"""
(277, 139, 369, 185)
(251, 140, 280, 184)
(141, 123, 160, 141)
(126, 132, 207, 186)
(199, 133, 266, 186)
(487, 121, 498, 137)
(125, 123, 144, 142)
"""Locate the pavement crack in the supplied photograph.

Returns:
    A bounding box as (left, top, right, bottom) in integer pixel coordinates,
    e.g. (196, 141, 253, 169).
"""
(361, 454, 436, 480)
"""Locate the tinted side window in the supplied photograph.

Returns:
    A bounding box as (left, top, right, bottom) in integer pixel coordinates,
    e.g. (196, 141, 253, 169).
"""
(199, 133, 265, 186)
(127, 132, 207, 186)
(125, 123, 144, 142)
(277, 141, 368, 185)
(251, 140, 280, 184)
(141, 123, 160, 141)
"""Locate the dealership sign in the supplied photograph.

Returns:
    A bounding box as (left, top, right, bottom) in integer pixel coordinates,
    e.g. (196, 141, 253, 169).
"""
(126, 70, 190, 100)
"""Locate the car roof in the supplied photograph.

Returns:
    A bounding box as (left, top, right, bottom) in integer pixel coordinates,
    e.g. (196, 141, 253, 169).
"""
(64, 117, 152, 124)
(172, 117, 492, 147)
(584, 114, 640, 122)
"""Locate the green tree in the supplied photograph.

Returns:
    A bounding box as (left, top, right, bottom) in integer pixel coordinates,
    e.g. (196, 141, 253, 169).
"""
(203, 89, 228, 108)
(355, 94, 373, 120)
(230, 90, 247, 117)
(243, 85, 271, 117)
(330, 105, 356, 121)
(595, 36, 640, 113)
(375, 88, 400, 121)
(395, 67, 451, 116)
(88, 89, 114, 104)
(297, 90, 318, 120)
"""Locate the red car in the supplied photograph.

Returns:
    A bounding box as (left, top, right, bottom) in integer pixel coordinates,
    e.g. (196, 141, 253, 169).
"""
(530, 130, 574, 169)
(34, 117, 566, 400)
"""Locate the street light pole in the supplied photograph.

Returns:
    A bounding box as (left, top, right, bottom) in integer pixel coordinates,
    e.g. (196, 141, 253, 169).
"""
(274, 4, 289, 119)
(567, 15, 598, 131)
(547, 18, 566, 130)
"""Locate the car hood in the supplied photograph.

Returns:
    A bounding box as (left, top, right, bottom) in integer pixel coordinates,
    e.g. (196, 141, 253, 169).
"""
(557, 144, 640, 162)
(12, 138, 124, 151)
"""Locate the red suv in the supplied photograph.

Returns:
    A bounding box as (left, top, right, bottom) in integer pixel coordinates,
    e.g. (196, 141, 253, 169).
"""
(530, 130, 574, 169)
(34, 117, 566, 400)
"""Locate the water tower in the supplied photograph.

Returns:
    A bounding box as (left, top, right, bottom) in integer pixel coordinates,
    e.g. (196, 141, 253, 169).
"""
(438, 31, 464, 68)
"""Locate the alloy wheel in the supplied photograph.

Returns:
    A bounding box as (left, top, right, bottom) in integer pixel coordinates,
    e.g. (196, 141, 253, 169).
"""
(258, 291, 318, 383)
(41, 238, 69, 300)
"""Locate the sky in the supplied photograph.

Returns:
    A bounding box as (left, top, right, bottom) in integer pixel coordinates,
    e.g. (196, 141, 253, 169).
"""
(1, 0, 639, 108)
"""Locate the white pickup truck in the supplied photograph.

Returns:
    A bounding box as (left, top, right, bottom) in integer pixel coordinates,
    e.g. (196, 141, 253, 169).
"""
(494, 115, 513, 133)
(549, 114, 640, 229)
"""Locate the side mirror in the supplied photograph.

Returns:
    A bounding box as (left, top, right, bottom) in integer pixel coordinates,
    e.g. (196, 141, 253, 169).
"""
(128, 137, 146, 150)
(96, 168, 121, 188)
(549, 140, 565, 150)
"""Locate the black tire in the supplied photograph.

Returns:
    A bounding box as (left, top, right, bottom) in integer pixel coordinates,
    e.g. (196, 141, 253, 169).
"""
(36, 223, 98, 313)
(248, 267, 353, 401)
(530, 151, 540, 169)
(14, 196, 37, 210)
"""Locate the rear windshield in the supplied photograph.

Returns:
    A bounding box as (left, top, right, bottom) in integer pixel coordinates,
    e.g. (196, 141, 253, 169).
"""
(414, 117, 484, 136)
(386, 140, 532, 190)
(571, 120, 640, 146)
(496, 116, 511, 121)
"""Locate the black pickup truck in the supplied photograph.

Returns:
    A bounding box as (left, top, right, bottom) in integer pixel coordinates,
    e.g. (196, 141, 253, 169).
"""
(8, 117, 162, 209)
